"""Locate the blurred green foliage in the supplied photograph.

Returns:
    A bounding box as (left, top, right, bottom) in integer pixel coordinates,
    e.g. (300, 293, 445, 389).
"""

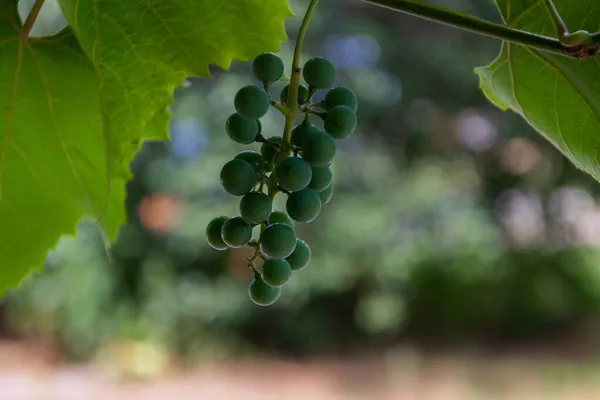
(5, 0, 600, 362)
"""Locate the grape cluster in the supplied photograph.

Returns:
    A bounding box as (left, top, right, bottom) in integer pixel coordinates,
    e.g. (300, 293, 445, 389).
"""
(206, 52, 357, 306)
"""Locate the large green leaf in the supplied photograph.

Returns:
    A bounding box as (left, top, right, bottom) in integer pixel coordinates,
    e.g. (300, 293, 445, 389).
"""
(0, 4, 136, 292)
(476, 0, 600, 180)
(0, 0, 291, 294)
(58, 0, 293, 176)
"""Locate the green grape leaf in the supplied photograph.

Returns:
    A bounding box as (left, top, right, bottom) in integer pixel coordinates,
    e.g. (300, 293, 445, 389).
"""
(0, 4, 165, 293)
(476, 0, 600, 180)
(58, 0, 293, 175)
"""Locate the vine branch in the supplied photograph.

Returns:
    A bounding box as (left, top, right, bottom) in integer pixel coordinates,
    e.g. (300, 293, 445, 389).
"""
(361, 0, 600, 59)
(20, 0, 45, 38)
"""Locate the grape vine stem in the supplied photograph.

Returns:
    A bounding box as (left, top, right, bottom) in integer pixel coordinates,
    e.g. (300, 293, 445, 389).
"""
(267, 0, 320, 199)
(21, 0, 45, 38)
(361, 0, 600, 59)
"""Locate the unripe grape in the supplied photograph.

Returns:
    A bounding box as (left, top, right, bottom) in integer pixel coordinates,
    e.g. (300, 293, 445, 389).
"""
(260, 223, 297, 259)
(275, 157, 312, 192)
(324, 86, 357, 112)
(240, 192, 272, 224)
(206, 215, 229, 250)
(234, 85, 270, 119)
(261, 136, 282, 165)
(291, 123, 319, 147)
(286, 239, 311, 271)
(234, 150, 264, 173)
(249, 277, 281, 306)
(280, 83, 309, 105)
(268, 210, 294, 228)
(253, 52, 284, 84)
(220, 159, 257, 196)
(324, 105, 357, 139)
(225, 113, 259, 144)
(261, 258, 292, 287)
(221, 216, 253, 248)
(301, 130, 336, 166)
(302, 57, 335, 89)
(286, 188, 321, 223)
(318, 183, 333, 205)
(308, 165, 332, 192)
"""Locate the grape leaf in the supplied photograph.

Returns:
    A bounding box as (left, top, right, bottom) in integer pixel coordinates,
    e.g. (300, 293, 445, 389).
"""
(58, 0, 294, 175)
(0, 4, 153, 293)
(476, 0, 600, 180)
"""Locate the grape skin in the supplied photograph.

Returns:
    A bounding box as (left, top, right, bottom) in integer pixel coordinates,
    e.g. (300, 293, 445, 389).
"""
(220, 159, 257, 196)
(206, 215, 229, 250)
(221, 216, 253, 248)
(249, 277, 282, 306)
(275, 157, 312, 192)
(259, 223, 297, 259)
(286, 188, 322, 223)
(253, 52, 284, 84)
(261, 258, 292, 287)
(240, 192, 272, 224)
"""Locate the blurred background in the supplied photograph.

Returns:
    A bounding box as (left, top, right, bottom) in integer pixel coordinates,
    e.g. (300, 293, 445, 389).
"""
(5, 0, 600, 398)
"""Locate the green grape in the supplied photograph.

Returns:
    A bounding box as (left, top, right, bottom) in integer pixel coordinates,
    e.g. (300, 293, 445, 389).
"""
(286, 239, 311, 271)
(301, 130, 336, 166)
(221, 216, 253, 248)
(259, 223, 297, 259)
(249, 276, 282, 306)
(253, 52, 284, 84)
(234, 150, 264, 173)
(302, 57, 335, 89)
(291, 123, 319, 147)
(240, 192, 272, 224)
(275, 157, 312, 192)
(261, 136, 283, 165)
(308, 165, 332, 192)
(324, 86, 357, 112)
(267, 210, 294, 228)
(324, 105, 357, 139)
(225, 113, 259, 144)
(234, 85, 270, 119)
(280, 83, 309, 105)
(220, 159, 257, 196)
(261, 258, 292, 287)
(205, 215, 229, 250)
(318, 183, 333, 205)
(286, 188, 321, 223)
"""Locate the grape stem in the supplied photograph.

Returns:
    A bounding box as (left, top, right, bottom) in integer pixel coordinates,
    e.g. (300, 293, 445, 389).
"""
(20, 0, 45, 37)
(267, 0, 320, 199)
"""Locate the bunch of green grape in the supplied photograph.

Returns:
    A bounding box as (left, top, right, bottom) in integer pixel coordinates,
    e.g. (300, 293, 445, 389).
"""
(205, 52, 358, 306)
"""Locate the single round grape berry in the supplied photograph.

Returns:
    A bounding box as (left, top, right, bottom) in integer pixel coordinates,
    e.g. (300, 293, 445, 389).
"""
(234, 85, 270, 119)
(268, 210, 294, 228)
(286, 188, 322, 223)
(220, 159, 257, 196)
(291, 123, 319, 147)
(275, 157, 312, 192)
(286, 239, 311, 271)
(249, 276, 281, 306)
(225, 113, 259, 144)
(240, 192, 272, 224)
(280, 83, 309, 105)
(260, 223, 297, 259)
(261, 136, 283, 165)
(253, 52, 284, 84)
(221, 216, 253, 248)
(261, 258, 292, 287)
(302, 57, 335, 89)
(206, 215, 229, 250)
(318, 183, 333, 205)
(234, 150, 264, 173)
(302, 130, 336, 166)
(324, 86, 357, 112)
(308, 165, 332, 192)
(324, 105, 356, 139)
